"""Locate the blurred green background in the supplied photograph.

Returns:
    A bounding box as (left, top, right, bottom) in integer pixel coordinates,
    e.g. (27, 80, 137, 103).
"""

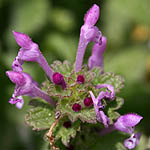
(0, 0, 150, 149)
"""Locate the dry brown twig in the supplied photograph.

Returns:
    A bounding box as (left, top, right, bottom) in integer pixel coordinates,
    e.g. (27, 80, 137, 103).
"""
(46, 111, 61, 150)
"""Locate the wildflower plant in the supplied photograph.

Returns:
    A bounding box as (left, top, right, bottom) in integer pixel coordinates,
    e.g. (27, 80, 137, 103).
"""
(6, 4, 143, 150)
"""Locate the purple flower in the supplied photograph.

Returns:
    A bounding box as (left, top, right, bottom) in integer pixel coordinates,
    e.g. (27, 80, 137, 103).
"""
(12, 31, 54, 81)
(88, 36, 107, 70)
(96, 84, 115, 100)
(74, 4, 102, 72)
(114, 113, 143, 134)
(89, 91, 110, 127)
(6, 71, 55, 108)
(100, 113, 143, 149)
(124, 132, 142, 149)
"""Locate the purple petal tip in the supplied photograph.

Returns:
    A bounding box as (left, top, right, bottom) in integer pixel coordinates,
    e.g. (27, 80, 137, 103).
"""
(13, 30, 32, 49)
(84, 4, 100, 26)
(6, 71, 26, 86)
(120, 113, 143, 127)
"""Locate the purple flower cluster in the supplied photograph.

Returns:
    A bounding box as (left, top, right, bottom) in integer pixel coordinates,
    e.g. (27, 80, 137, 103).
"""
(6, 31, 68, 108)
(6, 4, 143, 149)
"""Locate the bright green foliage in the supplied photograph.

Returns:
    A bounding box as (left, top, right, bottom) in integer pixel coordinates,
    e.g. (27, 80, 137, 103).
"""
(91, 67, 124, 93)
(106, 97, 124, 123)
(51, 60, 73, 76)
(37, 61, 124, 124)
(54, 119, 80, 146)
(25, 99, 55, 131)
(57, 100, 97, 123)
(108, 97, 124, 111)
(25, 99, 80, 146)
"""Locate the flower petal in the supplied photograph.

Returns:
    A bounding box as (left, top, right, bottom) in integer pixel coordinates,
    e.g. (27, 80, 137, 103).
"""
(84, 4, 100, 27)
(13, 31, 33, 49)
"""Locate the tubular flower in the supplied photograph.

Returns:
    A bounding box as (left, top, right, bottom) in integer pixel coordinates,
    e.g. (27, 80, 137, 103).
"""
(12, 31, 54, 82)
(75, 4, 102, 72)
(100, 113, 143, 149)
(88, 36, 107, 70)
(12, 31, 66, 87)
(6, 71, 55, 108)
(114, 113, 143, 134)
(89, 91, 110, 127)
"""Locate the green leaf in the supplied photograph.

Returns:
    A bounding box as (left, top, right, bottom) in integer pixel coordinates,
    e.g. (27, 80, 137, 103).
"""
(51, 60, 73, 76)
(105, 97, 124, 123)
(91, 67, 124, 93)
(56, 99, 96, 123)
(44, 61, 124, 124)
(25, 99, 80, 147)
(25, 99, 55, 131)
(54, 119, 80, 146)
(108, 97, 124, 111)
(74, 124, 128, 150)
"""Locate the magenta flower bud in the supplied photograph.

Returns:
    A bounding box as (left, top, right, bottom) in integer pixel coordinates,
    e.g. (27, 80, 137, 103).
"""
(84, 4, 100, 27)
(6, 70, 55, 108)
(13, 31, 54, 81)
(72, 103, 82, 112)
(124, 132, 142, 149)
(84, 97, 93, 107)
(66, 145, 74, 150)
(53, 72, 64, 84)
(52, 72, 66, 89)
(114, 113, 143, 134)
(63, 121, 72, 128)
(77, 75, 85, 84)
(13, 31, 33, 49)
(88, 36, 107, 70)
(6, 71, 26, 86)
